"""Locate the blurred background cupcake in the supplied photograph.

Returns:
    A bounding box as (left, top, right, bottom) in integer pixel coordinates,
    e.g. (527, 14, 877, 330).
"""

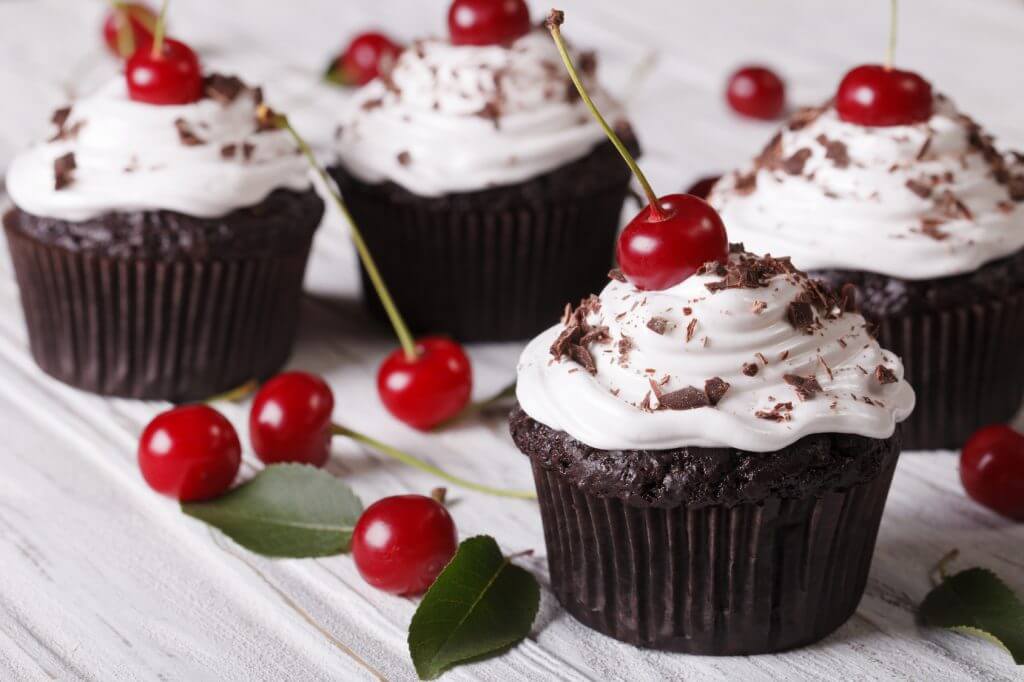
(710, 69, 1024, 450)
(3, 30, 323, 400)
(329, 0, 637, 342)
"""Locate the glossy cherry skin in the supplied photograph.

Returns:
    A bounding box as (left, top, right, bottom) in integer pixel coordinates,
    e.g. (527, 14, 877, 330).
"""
(126, 38, 203, 105)
(250, 372, 335, 468)
(102, 2, 157, 58)
(836, 64, 933, 127)
(448, 0, 531, 46)
(352, 495, 458, 595)
(960, 425, 1024, 521)
(377, 337, 473, 430)
(685, 175, 721, 200)
(328, 32, 402, 86)
(726, 66, 785, 120)
(138, 405, 242, 502)
(616, 194, 730, 291)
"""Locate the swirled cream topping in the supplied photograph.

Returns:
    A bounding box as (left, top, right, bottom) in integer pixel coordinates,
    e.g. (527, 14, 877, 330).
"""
(516, 247, 915, 452)
(334, 28, 621, 196)
(710, 96, 1024, 279)
(6, 75, 311, 221)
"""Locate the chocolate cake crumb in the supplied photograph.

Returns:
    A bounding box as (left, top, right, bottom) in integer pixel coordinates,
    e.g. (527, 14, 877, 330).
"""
(874, 365, 898, 385)
(784, 374, 823, 401)
(704, 377, 730, 406)
(647, 317, 669, 334)
(742, 362, 760, 377)
(53, 152, 76, 190)
(660, 386, 711, 411)
(608, 268, 626, 282)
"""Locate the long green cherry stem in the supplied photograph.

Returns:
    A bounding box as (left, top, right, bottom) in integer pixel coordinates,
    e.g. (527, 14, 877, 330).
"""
(332, 424, 537, 500)
(546, 9, 665, 220)
(259, 106, 418, 361)
(886, 0, 898, 71)
(107, 1, 136, 57)
(150, 0, 170, 58)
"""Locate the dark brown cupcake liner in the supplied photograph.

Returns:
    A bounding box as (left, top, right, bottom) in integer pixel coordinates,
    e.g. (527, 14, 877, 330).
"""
(330, 171, 633, 343)
(4, 219, 315, 401)
(532, 449, 899, 655)
(872, 289, 1024, 450)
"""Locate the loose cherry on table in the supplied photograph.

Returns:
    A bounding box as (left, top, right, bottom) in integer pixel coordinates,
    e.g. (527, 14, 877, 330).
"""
(835, 64, 933, 127)
(684, 175, 722, 201)
(726, 66, 786, 120)
(448, 0, 531, 46)
(352, 494, 458, 595)
(138, 405, 242, 502)
(378, 337, 473, 431)
(960, 425, 1024, 521)
(102, 2, 157, 58)
(250, 372, 335, 468)
(327, 32, 402, 87)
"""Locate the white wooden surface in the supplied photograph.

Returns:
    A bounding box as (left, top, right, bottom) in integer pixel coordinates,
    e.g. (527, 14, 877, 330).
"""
(1, 1, 1023, 680)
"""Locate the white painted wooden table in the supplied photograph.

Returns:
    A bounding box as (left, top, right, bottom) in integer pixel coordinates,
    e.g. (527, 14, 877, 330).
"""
(1, 1, 1022, 680)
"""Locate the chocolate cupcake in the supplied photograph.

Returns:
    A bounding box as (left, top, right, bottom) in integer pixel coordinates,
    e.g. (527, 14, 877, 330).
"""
(710, 95, 1024, 449)
(4, 75, 323, 400)
(329, 15, 635, 342)
(511, 248, 915, 654)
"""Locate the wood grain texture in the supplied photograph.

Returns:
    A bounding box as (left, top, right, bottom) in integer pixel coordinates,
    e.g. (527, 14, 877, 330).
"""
(0, 0, 1022, 680)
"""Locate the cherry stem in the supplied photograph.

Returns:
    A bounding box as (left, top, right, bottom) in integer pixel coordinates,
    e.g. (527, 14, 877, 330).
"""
(204, 380, 259, 404)
(259, 106, 418, 361)
(546, 10, 665, 220)
(331, 424, 537, 500)
(886, 0, 898, 71)
(107, 1, 136, 57)
(150, 0, 170, 59)
(930, 548, 960, 587)
(433, 381, 516, 430)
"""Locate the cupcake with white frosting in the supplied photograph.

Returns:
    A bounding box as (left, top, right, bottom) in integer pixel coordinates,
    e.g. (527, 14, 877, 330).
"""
(510, 245, 915, 654)
(329, 1, 636, 341)
(709, 92, 1024, 449)
(3, 74, 323, 399)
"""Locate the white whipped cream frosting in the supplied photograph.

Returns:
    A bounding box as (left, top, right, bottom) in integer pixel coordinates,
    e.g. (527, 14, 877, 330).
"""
(710, 97, 1024, 280)
(6, 78, 311, 221)
(516, 252, 915, 452)
(334, 28, 619, 196)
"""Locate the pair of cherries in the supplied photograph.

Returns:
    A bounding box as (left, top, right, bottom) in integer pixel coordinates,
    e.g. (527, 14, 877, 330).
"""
(138, 370, 461, 595)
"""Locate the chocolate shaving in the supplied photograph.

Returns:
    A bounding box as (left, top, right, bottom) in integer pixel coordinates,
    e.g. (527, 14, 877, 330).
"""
(751, 300, 767, 315)
(734, 172, 757, 195)
(220, 144, 237, 159)
(874, 365, 898, 385)
(906, 179, 933, 199)
(174, 119, 205, 146)
(685, 318, 698, 342)
(787, 104, 827, 131)
(397, 151, 412, 166)
(756, 402, 794, 422)
(53, 152, 76, 190)
(704, 377, 730, 406)
(646, 317, 669, 335)
(568, 345, 597, 375)
(786, 300, 815, 333)
(659, 386, 710, 411)
(935, 190, 973, 221)
(475, 102, 501, 130)
(742, 362, 759, 377)
(608, 268, 626, 282)
(784, 374, 823, 401)
(48, 106, 85, 142)
(918, 217, 950, 241)
(549, 295, 607, 374)
(816, 135, 850, 168)
(782, 148, 813, 175)
(617, 335, 633, 365)
(203, 74, 247, 104)
(917, 134, 933, 161)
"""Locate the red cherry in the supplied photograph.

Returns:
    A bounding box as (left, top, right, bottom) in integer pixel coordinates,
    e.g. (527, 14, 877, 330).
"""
(960, 425, 1024, 521)
(126, 38, 203, 105)
(378, 337, 473, 430)
(102, 2, 157, 58)
(726, 66, 786, 120)
(352, 495, 458, 595)
(685, 175, 721, 200)
(327, 32, 402, 86)
(138, 405, 241, 502)
(616, 194, 730, 291)
(836, 64, 933, 127)
(448, 0, 531, 46)
(250, 372, 335, 468)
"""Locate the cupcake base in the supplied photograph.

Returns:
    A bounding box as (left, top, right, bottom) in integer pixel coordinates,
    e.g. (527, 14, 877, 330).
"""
(329, 137, 637, 342)
(3, 189, 323, 401)
(817, 249, 1024, 450)
(511, 407, 901, 655)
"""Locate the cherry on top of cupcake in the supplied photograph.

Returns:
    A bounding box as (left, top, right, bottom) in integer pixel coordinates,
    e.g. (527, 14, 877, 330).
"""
(448, 0, 532, 46)
(125, 1, 203, 106)
(547, 10, 729, 292)
(103, 2, 158, 58)
(325, 32, 403, 87)
(835, 0, 933, 127)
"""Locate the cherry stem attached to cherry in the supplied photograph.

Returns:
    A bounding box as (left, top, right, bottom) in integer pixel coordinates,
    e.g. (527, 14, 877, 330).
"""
(259, 106, 418, 361)
(331, 423, 537, 500)
(886, 0, 898, 71)
(107, 1, 136, 56)
(205, 380, 260, 404)
(546, 10, 666, 221)
(929, 548, 960, 587)
(150, 0, 170, 58)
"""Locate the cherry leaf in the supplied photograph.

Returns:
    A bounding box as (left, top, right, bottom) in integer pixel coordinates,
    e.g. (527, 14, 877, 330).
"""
(182, 464, 363, 558)
(408, 536, 540, 680)
(919, 567, 1024, 665)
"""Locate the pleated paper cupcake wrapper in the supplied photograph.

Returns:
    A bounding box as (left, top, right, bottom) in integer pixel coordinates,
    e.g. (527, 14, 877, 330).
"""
(334, 176, 633, 343)
(872, 289, 1024, 450)
(4, 223, 314, 401)
(532, 453, 899, 655)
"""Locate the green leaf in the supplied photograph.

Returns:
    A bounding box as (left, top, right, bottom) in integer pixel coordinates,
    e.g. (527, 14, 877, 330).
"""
(919, 567, 1024, 665)
(182, 464, 363, 558)
(408, 536, 540, 680)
